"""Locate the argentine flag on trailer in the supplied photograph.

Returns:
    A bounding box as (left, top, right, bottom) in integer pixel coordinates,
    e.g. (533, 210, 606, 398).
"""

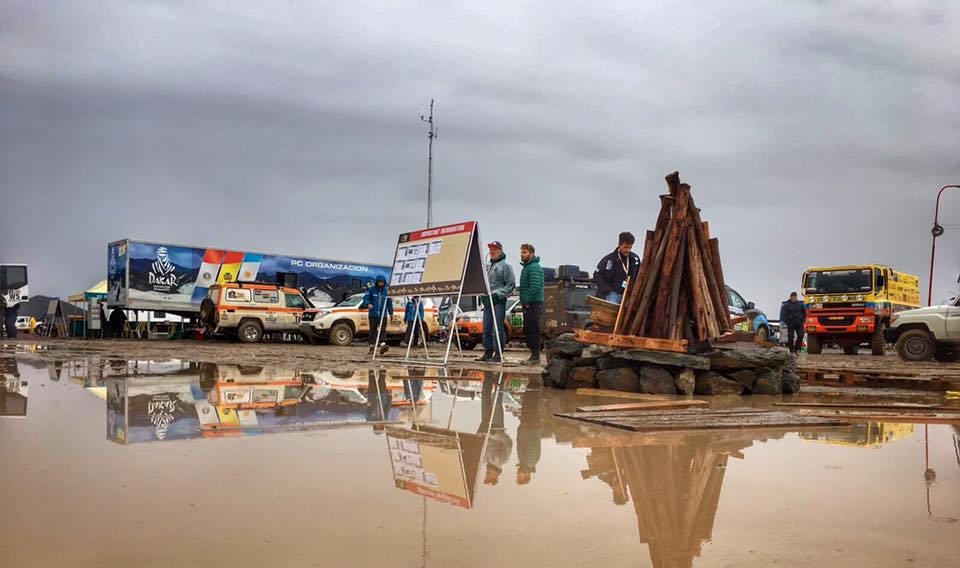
(239, 253, 262, 282)
(217, 251, 245, 284)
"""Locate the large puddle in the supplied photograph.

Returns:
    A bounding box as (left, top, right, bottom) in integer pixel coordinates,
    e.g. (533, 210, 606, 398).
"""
(2, 351, 959, 567)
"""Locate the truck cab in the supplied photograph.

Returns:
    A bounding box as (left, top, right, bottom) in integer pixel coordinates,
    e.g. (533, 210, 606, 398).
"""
(802, 265, 920, 355)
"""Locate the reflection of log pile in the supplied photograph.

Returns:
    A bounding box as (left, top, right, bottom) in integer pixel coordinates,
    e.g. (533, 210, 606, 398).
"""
(580, 431, 784, 568)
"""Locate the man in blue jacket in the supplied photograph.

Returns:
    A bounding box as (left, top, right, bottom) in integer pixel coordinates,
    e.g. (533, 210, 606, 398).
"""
(361, 275, 393, 355)
(403, 296, 426, 347)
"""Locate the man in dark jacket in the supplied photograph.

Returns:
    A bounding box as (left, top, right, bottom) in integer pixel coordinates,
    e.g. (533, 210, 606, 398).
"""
(594, 232, 641, 304)
(519, 243, 545, 364)
(361, 276, 393, 355)
(780, 292, 807, 353)
(402, 296, 425, 347)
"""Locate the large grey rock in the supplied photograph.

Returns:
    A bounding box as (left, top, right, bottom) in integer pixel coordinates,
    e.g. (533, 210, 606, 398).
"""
(726, 369, 758, 390)
(544, 358, 573, 388)
(567, 366, 598, 388)
(707, 348, 794, 370)
(596, 367, 642, 393)
(674, 368, 696, 395)
(694, 371, 744, 395)
(751, 368, 782, 395)
(596, 356, 634, 370)
(545, 335, 585, 358)
(581, 344, 615, 359)
(611, 349, 710, 370)
(781, 371, 802, 394)
(640, 366, 678, 395)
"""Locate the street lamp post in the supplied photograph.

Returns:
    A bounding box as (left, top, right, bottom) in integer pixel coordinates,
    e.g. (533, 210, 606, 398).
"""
(927, 185, 960, 306)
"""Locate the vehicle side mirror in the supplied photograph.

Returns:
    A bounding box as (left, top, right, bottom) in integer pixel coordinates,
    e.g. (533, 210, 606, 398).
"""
(745, 302, 755, 310)
(876, 275, 885, 289)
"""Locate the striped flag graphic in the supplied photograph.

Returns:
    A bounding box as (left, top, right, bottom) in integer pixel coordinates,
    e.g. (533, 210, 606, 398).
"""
(238, 253, 263, 282)
(191, 249, 226, 302)
(216, 251, 245, 284)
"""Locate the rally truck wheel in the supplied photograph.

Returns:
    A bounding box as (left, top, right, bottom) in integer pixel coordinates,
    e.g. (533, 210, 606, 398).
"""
(237, 320, 264, 343)
(896, 329, 935, 362)
(842, 343, 860, 355)
(200, 298, 216, 327)
(871, 323, 887, 356)
(806, 334, 822, 355)
(329, 322, 354, 346)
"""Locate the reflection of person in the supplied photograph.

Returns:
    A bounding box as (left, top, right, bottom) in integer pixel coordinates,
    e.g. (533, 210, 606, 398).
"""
(779, 292, 807, 353)
(403, 297, 425, 347)
(594, 232, 640, 304)
(361, 276, 393, 355)
(365, 369, 392, 432)
(478, 241, 515, 363)
(516, 388, 543, 485)
(518, 243, 545, 364)
(99, 302, 109, 339)
(478, 375, 513, 485)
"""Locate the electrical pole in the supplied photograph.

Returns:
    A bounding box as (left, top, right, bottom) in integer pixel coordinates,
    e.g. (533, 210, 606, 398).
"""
(421, 99, 437, 228)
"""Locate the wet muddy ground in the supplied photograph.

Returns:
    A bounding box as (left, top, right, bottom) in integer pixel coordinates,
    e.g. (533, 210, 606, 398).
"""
(2, 340, 959, 567)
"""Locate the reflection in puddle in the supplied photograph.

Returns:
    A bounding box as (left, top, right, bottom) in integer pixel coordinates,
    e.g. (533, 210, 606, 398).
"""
(801, 422, 915, 447)
(1, 356, 28, 417)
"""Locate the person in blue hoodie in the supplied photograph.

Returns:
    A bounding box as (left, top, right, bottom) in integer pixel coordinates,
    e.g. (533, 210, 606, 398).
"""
(361, 276, 393, 355)
(403, 296, 426, 347)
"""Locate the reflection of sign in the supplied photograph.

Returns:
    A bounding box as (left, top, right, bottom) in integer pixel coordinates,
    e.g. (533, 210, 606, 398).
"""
(388, 221, 488, 297)
(386, 426, 486, 509)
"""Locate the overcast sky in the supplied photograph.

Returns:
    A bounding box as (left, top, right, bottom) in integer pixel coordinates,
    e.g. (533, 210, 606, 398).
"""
(2, 0, 958, 313)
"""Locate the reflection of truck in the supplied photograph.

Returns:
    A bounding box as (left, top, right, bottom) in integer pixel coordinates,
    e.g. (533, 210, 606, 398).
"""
(802, 265, 920, 355)
(1, 264, 29, 337)
(884, 296, 960, 361)
(800, 423, 914, 448)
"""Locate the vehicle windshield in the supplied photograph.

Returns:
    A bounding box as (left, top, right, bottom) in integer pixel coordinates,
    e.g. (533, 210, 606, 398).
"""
(805, 269, 873, 294)
(335, 294, 364, 307)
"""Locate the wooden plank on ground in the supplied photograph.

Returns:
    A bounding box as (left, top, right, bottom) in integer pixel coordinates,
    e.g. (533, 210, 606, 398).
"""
(776, 402, 960, 412)
(573, 329, 688, 353)
(575, 388, 669, 401)
(576, 400, 709, 412)
(556, 407, 847, 432)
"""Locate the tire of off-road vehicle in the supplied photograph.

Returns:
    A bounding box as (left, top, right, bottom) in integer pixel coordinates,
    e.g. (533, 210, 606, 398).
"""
(806, 334, 822, 355)
(871, 322, 887, 356)
(896, 329, 935, 362)
(459, 340, 477, 351)
(329, 322, 354, 346)
(199, 298, 216, 327)
(301, 332, 318, 345)
(842, 343, 860, 355)
(933, 346, 960, 363)
(237, 320, 264, 343)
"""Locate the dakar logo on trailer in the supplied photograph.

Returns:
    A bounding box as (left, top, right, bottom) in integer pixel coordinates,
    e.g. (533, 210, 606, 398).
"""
(149, 247, 178, 291)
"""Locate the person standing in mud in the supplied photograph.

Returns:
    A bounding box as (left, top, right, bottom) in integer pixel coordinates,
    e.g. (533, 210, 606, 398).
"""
(478, 241, 515, 363)
(402, 296, 425, 348)
(361, 276, 393, 355)
(779, 292, 807, 353)
(478, 373, 513, 486)
(518, 243, 545, 364)
(515, 387, 543, 486)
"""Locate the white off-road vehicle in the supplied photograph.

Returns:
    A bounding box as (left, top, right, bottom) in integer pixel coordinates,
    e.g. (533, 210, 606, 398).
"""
(884, 296, 960, 362)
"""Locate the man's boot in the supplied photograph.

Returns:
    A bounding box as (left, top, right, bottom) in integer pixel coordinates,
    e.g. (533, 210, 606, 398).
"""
(477, 350, 493, 362)
(368, 344, 375, 354)
(526, 352, 540, 364)
(489, 351, 502, 363)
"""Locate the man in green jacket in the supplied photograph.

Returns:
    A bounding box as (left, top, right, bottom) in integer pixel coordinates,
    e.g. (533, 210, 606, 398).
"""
(519, 243, 545, 363)
(479, 241, 515, 363)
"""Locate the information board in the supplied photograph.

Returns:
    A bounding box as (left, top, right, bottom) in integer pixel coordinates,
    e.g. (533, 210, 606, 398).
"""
(385, 425, 486, 509)
(388, 221, 487, 297)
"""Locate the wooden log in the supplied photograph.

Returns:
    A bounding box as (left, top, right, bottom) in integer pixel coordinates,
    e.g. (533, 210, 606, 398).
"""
(577, 400, 710, 412)
(664, 171, 681, 197)
(665, 229, 687, 338)
(618, 230, 655, 334)
(628, 217, 673, 336)
(613, 276, 631, 334)
(688, 201, 729, 332)
(708, 238, 731, 329)
(573, 329, 689, 353)
(648, 185, 690, 336)
(672, 280, 689, 341)
(685, 225, 711, 341)
(575, 388, 670, 401)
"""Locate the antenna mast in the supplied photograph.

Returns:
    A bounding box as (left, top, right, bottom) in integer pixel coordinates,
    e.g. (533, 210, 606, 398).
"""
(421, 99, 437, 228)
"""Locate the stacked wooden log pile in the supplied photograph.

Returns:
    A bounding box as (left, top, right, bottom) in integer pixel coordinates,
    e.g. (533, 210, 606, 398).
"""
(595, 171, 733, 350)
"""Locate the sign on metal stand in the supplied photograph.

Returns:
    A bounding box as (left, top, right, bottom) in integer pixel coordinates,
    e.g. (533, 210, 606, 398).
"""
(372, 221, 501, 366)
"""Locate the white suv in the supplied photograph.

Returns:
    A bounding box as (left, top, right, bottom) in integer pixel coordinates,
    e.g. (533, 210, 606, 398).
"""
(301, 293, 439, 346)
(885, 296, 960, 361)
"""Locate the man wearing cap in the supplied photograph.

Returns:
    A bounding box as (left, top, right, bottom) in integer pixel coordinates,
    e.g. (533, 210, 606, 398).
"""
(479, 241, 515, 363)
(360, 275, 393, 355)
